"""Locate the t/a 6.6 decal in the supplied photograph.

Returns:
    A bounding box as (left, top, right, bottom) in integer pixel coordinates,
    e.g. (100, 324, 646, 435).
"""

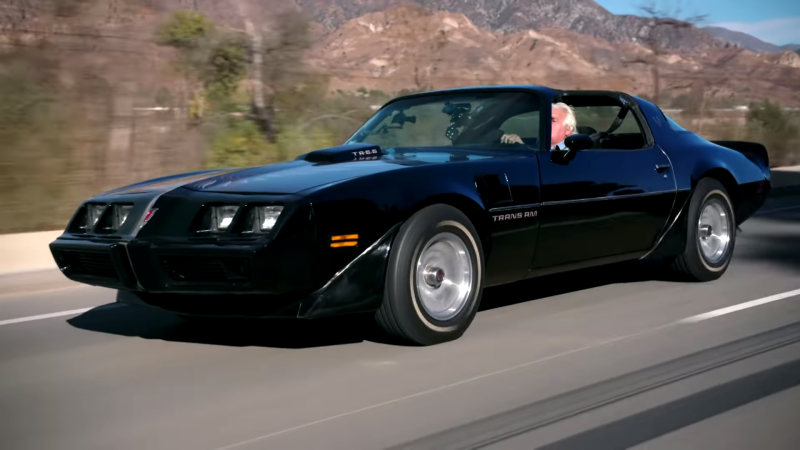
(493, 210, 538, 222)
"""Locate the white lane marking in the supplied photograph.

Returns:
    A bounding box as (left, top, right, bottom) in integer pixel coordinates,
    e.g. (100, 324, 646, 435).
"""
(212, 326, 673, 450)
(678, 288, 800, 324)
(214, 286, 800, 450)
(757, 205, 800, 215)
(0, 308, 92, 327)
(0, 285, 84, 301)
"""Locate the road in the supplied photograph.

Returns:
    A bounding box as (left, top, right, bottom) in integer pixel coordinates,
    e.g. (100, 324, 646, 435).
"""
(1, 193, 799, 450)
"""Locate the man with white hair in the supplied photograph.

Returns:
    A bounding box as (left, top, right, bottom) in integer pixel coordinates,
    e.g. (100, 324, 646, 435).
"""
(501, 102, 577, 150)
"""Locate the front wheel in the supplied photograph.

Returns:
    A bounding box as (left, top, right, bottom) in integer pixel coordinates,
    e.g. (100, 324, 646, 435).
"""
(671, 178, 736, 281)
(375, 204, 485, 346)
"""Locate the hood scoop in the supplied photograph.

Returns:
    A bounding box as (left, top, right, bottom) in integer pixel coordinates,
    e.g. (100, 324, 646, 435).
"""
(297, 143, 383, 164)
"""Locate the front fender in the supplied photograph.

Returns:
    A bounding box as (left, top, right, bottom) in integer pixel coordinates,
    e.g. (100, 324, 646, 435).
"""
(296, 222, 402, 319)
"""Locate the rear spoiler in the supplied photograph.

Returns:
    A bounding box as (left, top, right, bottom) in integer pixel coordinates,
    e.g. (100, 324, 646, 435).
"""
(712, 141, 770, 170)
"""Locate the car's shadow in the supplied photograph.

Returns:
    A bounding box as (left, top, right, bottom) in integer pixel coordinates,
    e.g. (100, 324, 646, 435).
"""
(67, 305, 372, 350)
(736, 206, 800, 271)
(67, 259, 680, 349)
(478, 259, 682, 312)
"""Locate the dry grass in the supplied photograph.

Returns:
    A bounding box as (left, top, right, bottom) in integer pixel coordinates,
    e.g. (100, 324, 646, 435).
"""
(670, 111, 800, 167)
(0, 69, 796, 235)
(0, 0, 797, 234)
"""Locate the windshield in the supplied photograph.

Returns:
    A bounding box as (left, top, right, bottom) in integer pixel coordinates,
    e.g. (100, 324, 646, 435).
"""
(346, 90, 543, 151)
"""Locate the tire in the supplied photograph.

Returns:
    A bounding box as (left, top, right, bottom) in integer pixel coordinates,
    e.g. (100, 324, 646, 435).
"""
(375, 204, 485, 346)
(671, 178, 736, 281)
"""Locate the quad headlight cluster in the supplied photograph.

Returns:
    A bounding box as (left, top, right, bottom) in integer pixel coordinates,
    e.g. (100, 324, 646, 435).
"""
(73, 203, 134, 234)
(198, 205, 283, 234)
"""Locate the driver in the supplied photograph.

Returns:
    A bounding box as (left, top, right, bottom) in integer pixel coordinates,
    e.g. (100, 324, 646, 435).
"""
(500, 102, 577, 150)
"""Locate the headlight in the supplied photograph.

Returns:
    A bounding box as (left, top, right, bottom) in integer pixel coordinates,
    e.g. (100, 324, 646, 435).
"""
(242, 206, 283, 234)
(84, 204, 106, 230)
(109, 204, 133, 229)
(73, 203, 107, 232)
(75, 203, 133, 233)
(198, 205, 240, 233)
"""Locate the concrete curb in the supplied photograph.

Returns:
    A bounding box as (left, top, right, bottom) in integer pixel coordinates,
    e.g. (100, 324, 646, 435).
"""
(0, 230, 63, 276)
(2, 166, 799, 277)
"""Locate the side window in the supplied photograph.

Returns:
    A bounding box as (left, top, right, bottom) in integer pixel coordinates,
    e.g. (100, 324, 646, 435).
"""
(571, 104, 647, 150)
(499, 111, 540, 139)
(572, 106, 618, 134)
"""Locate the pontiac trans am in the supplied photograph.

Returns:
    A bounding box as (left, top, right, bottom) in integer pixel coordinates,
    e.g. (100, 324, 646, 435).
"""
(49, 86, 771, 346)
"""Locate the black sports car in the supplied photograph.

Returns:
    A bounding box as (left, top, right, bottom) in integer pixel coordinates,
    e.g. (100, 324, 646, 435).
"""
(50, 85, 771, 345)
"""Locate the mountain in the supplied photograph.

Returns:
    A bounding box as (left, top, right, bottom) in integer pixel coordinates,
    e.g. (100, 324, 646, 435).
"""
(3, 0, 799, 109)
(306, 5, 800, 106)
(703, 26, 781, 52)
(704, 26, 800, 53)
(293, 0, 727, 53)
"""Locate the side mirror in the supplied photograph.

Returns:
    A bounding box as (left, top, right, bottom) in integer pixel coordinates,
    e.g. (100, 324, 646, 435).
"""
(564, 134, 593, 152)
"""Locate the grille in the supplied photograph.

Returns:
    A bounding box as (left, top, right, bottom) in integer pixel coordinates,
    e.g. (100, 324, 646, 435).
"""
(61, 251, 119, 280)
(159, 255, 251, 282)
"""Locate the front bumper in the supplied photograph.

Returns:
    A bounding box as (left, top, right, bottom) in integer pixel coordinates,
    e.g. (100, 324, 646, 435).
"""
(49, 224, 398, 319)
(50, 237, 295, 294)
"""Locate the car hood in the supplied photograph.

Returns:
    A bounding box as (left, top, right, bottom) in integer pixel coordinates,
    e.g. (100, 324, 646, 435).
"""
(182, 159, 409, 194)
(100, 168, 245, 196)
(100, 144, 517, 196)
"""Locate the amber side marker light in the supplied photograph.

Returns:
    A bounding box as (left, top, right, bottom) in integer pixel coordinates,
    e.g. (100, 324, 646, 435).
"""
(331, 234, 358, 248)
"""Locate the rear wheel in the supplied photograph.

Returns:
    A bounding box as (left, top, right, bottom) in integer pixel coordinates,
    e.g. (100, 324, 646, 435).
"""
(375, 204, 485, 346)
(671, 178, 736, 281)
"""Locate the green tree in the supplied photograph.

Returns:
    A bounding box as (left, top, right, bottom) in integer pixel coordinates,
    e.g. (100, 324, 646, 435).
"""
(158, 10, 250, 117)
(158, 10, 215, 49)
(202, 36, 249, 112)
(208, 119, 275, 168)
(156, 9, 373, 170)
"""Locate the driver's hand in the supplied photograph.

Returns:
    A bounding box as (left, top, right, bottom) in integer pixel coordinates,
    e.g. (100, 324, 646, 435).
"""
(501, 134, 524, 144)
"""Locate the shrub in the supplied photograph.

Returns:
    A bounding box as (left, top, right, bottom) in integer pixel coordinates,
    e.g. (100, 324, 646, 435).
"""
(746, 100, 799, 166)
(158, 10, 215, 49)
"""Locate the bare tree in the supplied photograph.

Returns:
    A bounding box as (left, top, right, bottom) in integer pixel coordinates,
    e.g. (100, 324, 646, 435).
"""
(230, 4, 319, 143)
(622, 1, 707, 105)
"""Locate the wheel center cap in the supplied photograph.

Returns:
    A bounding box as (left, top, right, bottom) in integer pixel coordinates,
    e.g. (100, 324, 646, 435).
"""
(699, 224, 712, 239)
(424, 266, 445, 287)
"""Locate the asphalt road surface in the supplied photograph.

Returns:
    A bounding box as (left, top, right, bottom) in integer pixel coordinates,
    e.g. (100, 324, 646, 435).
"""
(2, 193, 800, 450)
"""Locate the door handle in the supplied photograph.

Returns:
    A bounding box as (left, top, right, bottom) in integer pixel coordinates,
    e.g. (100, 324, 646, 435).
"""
(655, 164, 671, 173)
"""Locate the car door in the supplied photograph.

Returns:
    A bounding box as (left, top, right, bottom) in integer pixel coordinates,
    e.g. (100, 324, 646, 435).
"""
(477, 105, 545, 287)
(531, 100, 676, 270)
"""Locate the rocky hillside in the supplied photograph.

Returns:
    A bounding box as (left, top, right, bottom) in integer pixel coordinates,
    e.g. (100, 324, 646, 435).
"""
(703, 27, 784, 53)
(294, 0, 728, 52)
(306, 5, 800, 106)
(2, 0, 798, 107)
(704, 27, 800, 54)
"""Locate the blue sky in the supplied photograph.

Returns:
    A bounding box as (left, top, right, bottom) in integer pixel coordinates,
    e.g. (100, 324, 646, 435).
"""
(594, 0, 800, 45)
